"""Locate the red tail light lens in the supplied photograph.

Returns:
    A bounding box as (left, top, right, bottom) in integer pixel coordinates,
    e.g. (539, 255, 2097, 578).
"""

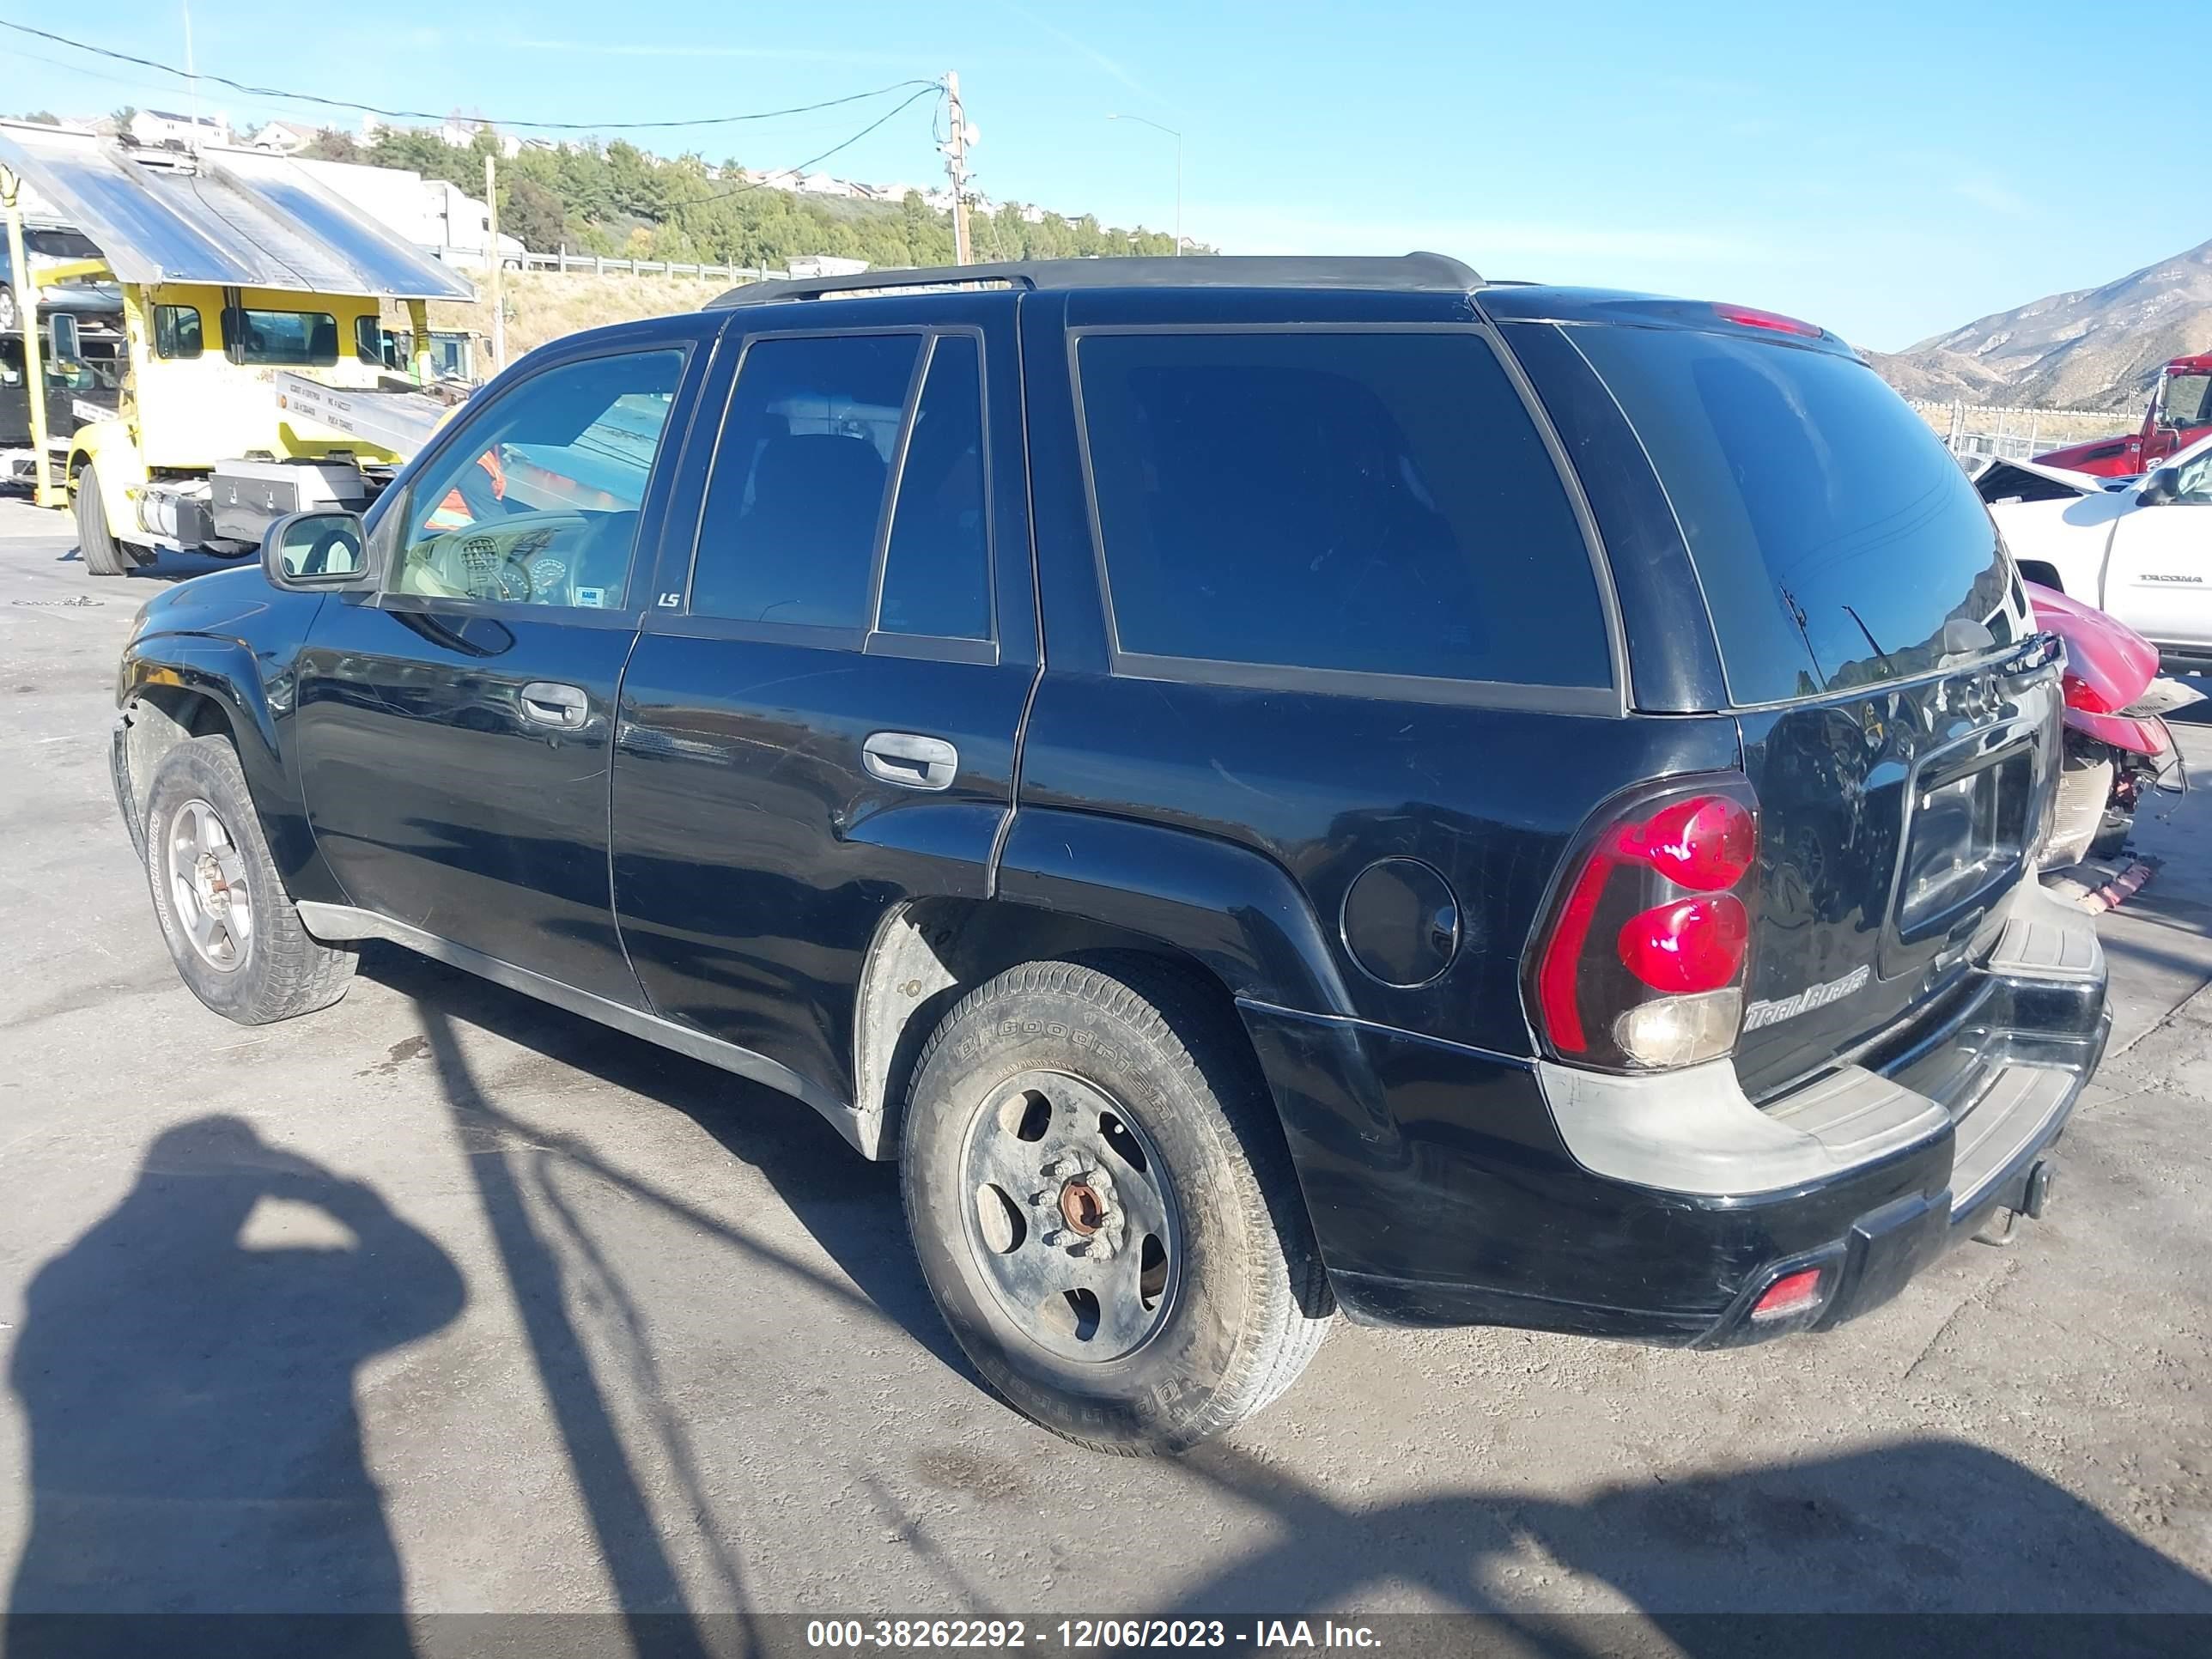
(1715, 303, 1824, 339)
(1528, 781, 1759, 1070)
(1619, 895, 1749, 994)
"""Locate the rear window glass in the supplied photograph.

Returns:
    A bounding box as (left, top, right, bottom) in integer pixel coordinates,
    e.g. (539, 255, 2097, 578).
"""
(1076, 330, 1612, 690)
(1571, 326, 2021, 706)
(224, 307, 338, 367)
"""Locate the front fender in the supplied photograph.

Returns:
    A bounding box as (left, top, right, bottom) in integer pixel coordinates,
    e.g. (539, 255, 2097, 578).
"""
(68, 418, 147, 526)
(993, 807, 1355, 1018)
(117, 625, 338, 902)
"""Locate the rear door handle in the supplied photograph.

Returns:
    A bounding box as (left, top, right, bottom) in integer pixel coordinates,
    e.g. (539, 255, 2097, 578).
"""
(520, 681, 589, 728)
(862, 731, 958, 792)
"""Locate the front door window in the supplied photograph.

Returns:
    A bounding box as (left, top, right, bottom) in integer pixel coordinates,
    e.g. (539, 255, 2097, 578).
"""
(394, 349, 684, 609)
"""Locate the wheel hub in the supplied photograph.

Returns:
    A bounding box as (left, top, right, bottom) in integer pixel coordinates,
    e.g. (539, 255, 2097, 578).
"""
(958, 1069, 1180, 1363)
(165, 797, 252, 973)
(1036, 1152, 1125, 1259)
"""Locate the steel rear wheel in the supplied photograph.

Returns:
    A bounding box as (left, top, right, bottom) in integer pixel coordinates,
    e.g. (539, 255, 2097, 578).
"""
(960, 1068, 1182, 1364)
(902, 957, 1332, 1455)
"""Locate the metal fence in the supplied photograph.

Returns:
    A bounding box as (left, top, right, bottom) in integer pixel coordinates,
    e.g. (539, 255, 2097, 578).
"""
(1905, 398, 2120, 466)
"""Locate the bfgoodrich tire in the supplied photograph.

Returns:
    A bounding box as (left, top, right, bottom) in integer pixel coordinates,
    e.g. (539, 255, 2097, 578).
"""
(902, 956, 1332, 1455)
(143, 735, 356, 1024)
(74, 465, 147, 577)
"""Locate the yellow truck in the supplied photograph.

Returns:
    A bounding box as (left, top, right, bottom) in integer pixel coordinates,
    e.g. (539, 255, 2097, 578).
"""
(0, 120, 477, 574)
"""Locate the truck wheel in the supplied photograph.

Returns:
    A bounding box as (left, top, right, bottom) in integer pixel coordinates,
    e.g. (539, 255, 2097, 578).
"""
(902, 956, 1332, 1455)
(74, 465, 147, 577)
(143, 735, 356, 1024)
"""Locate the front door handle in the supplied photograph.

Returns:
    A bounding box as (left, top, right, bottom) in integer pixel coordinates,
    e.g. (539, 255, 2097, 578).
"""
(862, 731, 958, 792)
(520, 681, 589, 728)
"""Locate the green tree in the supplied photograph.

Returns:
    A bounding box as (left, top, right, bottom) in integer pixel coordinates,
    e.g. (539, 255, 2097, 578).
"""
(501, 176, 566, 252)
(305, 127, 363, 163)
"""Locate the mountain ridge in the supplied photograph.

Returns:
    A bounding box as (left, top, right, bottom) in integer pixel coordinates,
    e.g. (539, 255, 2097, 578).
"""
(1869, 236, 2212, 410)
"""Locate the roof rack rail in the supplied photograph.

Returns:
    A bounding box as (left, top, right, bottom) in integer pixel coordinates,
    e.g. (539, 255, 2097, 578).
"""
(707, 252, 1484, 310)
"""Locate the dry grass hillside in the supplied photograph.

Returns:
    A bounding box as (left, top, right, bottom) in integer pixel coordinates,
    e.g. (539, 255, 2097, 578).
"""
(388, 270, 733, 367)
(1872, 237, 2212, 411)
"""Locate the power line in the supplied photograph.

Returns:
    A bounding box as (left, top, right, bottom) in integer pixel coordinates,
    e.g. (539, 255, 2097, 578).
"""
(671, 84, 945, 207)
(0, 18, 939, 132)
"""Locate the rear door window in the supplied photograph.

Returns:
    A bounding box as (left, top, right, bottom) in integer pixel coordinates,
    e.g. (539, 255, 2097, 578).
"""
(690, 333, 921, 628)
(878, 334, 991, 641)
(1074, 329, 1611, 691)
(1567, 326, 2022, 706)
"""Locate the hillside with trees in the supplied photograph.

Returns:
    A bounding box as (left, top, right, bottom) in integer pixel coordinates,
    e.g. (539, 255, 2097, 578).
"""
(308, 124, 1191, 270)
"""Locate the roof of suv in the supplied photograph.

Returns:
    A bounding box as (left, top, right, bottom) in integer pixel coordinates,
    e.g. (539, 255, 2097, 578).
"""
(708, 252, 1486, 309)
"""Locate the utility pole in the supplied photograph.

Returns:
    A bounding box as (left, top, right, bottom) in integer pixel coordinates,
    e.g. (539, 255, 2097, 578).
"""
(484, 152, 504, 373)
(181, 1, 201, 152)
(3, 171, 59, 507)
(943, 72, 972, 266)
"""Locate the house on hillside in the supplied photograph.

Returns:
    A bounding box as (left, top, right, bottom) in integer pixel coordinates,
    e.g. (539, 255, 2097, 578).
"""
(438, 115, 522, 159)
(246, 120, 318, 155)
(127, 109, 229, 149)
(797, 173, 860, 199)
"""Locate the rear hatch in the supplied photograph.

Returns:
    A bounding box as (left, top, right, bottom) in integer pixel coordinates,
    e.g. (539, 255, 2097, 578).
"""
(1559, 314, 2057, 1100)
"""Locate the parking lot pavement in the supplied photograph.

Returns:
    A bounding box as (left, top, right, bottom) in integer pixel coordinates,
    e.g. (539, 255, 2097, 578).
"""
(2, 500, 2209, 1626)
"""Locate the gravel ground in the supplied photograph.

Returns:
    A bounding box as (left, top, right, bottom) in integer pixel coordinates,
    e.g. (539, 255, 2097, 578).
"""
(1, 498, 2207, 1635)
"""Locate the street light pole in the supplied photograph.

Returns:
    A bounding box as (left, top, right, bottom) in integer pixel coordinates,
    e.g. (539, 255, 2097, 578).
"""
(1107, 113, 1182, 253)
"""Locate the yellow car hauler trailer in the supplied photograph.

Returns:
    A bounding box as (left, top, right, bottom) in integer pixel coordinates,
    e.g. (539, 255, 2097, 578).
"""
(0, 119, 478, 574)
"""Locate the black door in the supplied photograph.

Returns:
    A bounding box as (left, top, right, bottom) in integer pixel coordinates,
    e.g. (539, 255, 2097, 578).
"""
(295, 318, 716, 1003)
(612, 293, 1036, 1106)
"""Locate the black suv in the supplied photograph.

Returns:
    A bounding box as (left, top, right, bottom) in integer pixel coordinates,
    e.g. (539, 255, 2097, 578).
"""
(112, 255, 2110, 1453)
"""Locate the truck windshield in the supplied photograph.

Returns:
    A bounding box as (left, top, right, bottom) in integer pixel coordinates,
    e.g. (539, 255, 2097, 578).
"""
(2160, 371, 2212, 428)
(1567, 325, 2023, 706)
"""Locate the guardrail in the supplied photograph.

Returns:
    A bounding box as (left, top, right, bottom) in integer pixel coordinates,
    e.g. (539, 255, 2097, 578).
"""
(514, 250, 770, 283)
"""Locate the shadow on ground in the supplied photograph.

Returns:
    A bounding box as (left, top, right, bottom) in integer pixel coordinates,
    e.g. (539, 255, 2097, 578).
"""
(6, 1015, 2209, 1650)
(5, 1116, 463, 1650)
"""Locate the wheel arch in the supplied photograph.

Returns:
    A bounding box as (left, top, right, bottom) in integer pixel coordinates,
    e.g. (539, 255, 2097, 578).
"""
(68, 418, 148, 526)
(2015, 558, 2063, 592)
(116, 647, 323, 892)
(850, 808, 1355, 1159)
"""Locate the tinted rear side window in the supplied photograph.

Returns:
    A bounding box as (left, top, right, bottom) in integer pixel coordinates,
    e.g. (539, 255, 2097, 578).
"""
(1570, 326, 2021, 706)
(690, 332, 920, 627)
(878, 334, 991, 641)
(1076, 330, 1611, 690)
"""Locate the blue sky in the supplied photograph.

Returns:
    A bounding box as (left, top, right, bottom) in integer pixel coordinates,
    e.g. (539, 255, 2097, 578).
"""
(11, 0, 2196, 349)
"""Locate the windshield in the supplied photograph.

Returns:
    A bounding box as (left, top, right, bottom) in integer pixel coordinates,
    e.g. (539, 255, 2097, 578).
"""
(2160, 371, 2212, 429)
(25, 228, 100, 261)
(1569, 325, 2023, 706)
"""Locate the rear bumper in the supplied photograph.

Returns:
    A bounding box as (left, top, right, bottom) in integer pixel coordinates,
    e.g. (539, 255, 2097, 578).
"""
(1243, 881, 2108, 1343)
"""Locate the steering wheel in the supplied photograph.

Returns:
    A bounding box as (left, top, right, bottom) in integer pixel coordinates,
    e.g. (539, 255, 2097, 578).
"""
(406, 510, 589, 603)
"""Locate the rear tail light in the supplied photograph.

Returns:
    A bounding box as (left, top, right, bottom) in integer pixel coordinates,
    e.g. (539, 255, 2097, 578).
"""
(1750, 1267, 1827, 1322)
(1528, 777, 1760, 1071)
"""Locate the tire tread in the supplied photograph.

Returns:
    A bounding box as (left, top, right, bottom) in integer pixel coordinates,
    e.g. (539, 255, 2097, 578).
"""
(904, 952, 1331, 1455)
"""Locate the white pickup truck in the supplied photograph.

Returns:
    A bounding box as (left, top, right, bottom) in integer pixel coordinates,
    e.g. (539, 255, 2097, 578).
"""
(1978, 432, 2212, 675)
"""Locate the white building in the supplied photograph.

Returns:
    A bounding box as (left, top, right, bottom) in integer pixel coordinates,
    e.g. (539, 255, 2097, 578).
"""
(246, 120, 318, 155)
(438, 117, 523, 160)
(128, 109, 230, 149)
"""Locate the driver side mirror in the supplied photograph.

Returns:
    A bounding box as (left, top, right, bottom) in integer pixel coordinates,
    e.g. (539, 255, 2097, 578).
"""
(2137, 467, 2181, 507)
(46, 313, 82, 369)
(262, 510, 374, 592)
